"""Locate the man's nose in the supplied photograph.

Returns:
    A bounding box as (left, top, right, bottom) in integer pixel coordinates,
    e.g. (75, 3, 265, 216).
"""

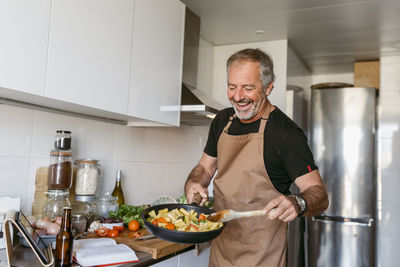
(233, 88, 244, 101)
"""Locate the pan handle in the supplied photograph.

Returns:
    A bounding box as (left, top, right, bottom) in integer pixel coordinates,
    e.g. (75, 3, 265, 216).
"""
(191, 192, 202, 205)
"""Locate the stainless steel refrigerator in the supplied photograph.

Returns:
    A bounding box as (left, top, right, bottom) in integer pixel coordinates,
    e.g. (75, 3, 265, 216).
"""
(307, 87, 376, 267)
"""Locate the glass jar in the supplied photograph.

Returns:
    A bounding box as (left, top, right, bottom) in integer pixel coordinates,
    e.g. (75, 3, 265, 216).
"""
(48, 150, 73, 190)
(54, 130, 72, 151)
(71, 214, 87, 236)
(42, 190, 71, 220)
(97, 192, 118, 218)
(74, 159, 101, 196)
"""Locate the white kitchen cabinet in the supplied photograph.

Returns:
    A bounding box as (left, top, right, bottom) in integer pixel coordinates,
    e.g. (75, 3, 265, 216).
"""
(45, 0, 134, 114)
(0, 0, 51, 95)
(129, 0, 185, 126)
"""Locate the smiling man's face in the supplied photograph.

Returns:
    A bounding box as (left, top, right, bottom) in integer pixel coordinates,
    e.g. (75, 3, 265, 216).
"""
(227, 60, 267, 120)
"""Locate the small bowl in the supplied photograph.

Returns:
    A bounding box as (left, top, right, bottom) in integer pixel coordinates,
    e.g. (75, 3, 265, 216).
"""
(102, 222, 124, 230)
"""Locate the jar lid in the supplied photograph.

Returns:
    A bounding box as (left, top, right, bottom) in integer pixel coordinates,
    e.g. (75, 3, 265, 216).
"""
(97, 192, 116, 202)
(74, 159, 99, 164)
(75, 195, 95, 202)
(46, 190, 70, 196)
(50, 150, 72, 157)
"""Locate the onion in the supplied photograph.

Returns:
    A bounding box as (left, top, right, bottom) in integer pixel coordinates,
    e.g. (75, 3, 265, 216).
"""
(46, 223, 60, 235)
(53, 216, 62, 225)
(26, 215, 37, 228)
(36, 217, 51, 230)
(36, 229, 47, 236)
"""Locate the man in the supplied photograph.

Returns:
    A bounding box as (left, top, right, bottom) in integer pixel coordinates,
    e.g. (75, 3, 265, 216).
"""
(184, 48, 329, 267)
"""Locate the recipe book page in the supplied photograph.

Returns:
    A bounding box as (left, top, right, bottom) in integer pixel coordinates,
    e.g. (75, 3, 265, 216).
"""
(74, 238, 139, 266)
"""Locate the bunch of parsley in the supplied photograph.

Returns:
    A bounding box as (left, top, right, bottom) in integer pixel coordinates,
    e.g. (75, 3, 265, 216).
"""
(109, 204, 149, 227)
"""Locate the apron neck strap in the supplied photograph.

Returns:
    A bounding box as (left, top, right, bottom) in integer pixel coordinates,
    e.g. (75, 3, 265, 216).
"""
(223, 102, 273, 134)
(258, 102, 273, 133)
(223, 114, 236, 133)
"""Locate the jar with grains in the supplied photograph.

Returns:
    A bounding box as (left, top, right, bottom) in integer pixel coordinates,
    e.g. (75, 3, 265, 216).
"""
(48, 150, 73, 191)
(74, 159, 101, 196)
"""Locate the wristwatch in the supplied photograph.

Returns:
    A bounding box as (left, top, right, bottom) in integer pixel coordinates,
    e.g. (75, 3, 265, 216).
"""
(292, 195, 307, 217)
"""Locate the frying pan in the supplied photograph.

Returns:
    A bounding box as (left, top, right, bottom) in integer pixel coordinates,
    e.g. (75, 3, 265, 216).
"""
(141, 197, 225, 244)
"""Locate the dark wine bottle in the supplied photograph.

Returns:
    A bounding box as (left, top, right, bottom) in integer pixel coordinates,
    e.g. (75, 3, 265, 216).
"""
(112, 170, 125, 206)
(55, 207, 73, 267)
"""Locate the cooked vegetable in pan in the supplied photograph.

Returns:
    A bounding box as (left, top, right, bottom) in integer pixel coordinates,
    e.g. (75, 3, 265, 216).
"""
(147, 208, 223, 232)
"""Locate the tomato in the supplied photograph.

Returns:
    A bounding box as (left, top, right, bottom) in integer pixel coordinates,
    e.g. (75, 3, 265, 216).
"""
(113, 225, 125, 232)
(96, 227, 108, 237)
(128, 220, 140, 231)
(190, 224, 199, 231)
(107, 229, 119, 238)
(128, 231, 144, 238)
(157, 217, 167, 224)
(165, 222, 175, 231)
(151, 219, 158, 226)
(199, 214, 207, 221)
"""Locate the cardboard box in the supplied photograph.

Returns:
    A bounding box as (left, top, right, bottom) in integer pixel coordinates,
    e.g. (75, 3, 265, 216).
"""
(354, 61, 380, 89)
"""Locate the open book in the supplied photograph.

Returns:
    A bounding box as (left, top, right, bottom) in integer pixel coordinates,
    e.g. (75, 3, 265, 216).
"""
(74, 238, 139, 267)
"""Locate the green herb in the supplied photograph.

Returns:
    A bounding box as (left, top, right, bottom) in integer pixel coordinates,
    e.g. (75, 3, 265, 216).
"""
(109, 204, 149, 227)
(192, 220, 199, 225)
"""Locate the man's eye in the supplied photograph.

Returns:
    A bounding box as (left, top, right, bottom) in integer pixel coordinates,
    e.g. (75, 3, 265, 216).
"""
(228, 86, 236, 90)
(244, 87, 254, 91)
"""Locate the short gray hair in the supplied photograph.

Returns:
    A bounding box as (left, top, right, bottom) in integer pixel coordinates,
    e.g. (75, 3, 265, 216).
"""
(226, 48, 275, 90)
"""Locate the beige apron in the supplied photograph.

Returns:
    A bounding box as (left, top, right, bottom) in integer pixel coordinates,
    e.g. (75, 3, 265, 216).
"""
(209, 105, 287, 267)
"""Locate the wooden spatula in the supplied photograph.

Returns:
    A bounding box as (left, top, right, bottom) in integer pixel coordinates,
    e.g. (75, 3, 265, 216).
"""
(207, 209, 265, 223)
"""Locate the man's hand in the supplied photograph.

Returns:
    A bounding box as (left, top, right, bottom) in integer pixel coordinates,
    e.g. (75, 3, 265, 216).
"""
(262, 195, 299, 222)
(185, 180, 209, 206)
(262, 170, 329, 222)
(184, 153, 218, 206)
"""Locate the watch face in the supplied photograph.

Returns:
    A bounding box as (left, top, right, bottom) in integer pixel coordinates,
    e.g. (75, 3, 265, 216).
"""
(296, 195, 306, 211)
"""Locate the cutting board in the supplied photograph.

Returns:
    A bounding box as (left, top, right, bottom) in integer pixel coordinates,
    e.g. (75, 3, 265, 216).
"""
(86, 229, 192, 259)
(32, 167, 77, 217)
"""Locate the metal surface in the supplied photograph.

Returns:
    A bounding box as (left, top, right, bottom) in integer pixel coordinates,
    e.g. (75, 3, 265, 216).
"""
(310, 87, 376, 218)
(308, 218, 375, 267)
(308, 87, 376, 267)
(179, 9, 225, 125)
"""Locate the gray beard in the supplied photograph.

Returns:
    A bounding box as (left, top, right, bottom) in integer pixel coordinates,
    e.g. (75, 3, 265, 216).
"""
(231, 101, 257, 120)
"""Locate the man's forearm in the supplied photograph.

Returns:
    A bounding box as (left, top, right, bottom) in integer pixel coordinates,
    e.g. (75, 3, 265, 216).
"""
(185, 164, 212, 190)
(301, 184, 329, 217)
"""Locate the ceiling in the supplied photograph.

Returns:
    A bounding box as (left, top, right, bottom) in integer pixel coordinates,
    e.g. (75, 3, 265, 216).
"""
(181, 0, 400, 75)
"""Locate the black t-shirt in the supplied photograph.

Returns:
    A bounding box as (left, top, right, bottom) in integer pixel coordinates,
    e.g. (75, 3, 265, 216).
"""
(204, 107, 317, 195)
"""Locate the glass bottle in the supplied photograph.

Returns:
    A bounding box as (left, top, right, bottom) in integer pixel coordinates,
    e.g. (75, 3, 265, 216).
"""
(48, 150, 73, 190)
(55, 207, 73, 267)
(74, 159, 101, 196)
(111, 170, 125, 206)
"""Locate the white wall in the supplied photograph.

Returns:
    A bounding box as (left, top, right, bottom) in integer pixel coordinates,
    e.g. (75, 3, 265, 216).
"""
(200, 39, 288, 111)
(377, 55, 400, 267)
(0, 104, 209, 214)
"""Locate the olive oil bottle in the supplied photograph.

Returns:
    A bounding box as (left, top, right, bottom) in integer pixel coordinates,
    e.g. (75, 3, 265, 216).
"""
(112, 170, 125, 206)
(55, 207, 73, 267)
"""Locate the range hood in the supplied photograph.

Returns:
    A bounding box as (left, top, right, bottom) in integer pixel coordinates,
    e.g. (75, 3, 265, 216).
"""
(180, 8, 225, 126)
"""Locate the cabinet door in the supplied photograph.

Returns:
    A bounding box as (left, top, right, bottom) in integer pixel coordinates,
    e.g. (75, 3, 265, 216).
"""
(45, 0, 134, 114)
(0, 0, 51, 95)
(129, 0, 185, 126)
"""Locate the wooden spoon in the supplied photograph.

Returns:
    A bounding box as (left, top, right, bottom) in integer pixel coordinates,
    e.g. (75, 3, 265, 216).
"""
(207, 209, 266, 223)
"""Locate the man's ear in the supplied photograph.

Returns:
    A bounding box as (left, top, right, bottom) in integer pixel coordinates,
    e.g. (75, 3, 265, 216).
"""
(265, 82, 274, 96)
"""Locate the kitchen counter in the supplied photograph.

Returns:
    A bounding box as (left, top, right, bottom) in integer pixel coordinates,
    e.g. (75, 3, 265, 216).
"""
(6, 243, 196, 267)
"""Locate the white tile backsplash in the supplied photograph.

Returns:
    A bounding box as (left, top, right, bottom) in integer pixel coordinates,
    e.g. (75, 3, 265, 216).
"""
(0, 105, 33, 157)
(0, 104, 205, 214)
(0, 157, 30, 212)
